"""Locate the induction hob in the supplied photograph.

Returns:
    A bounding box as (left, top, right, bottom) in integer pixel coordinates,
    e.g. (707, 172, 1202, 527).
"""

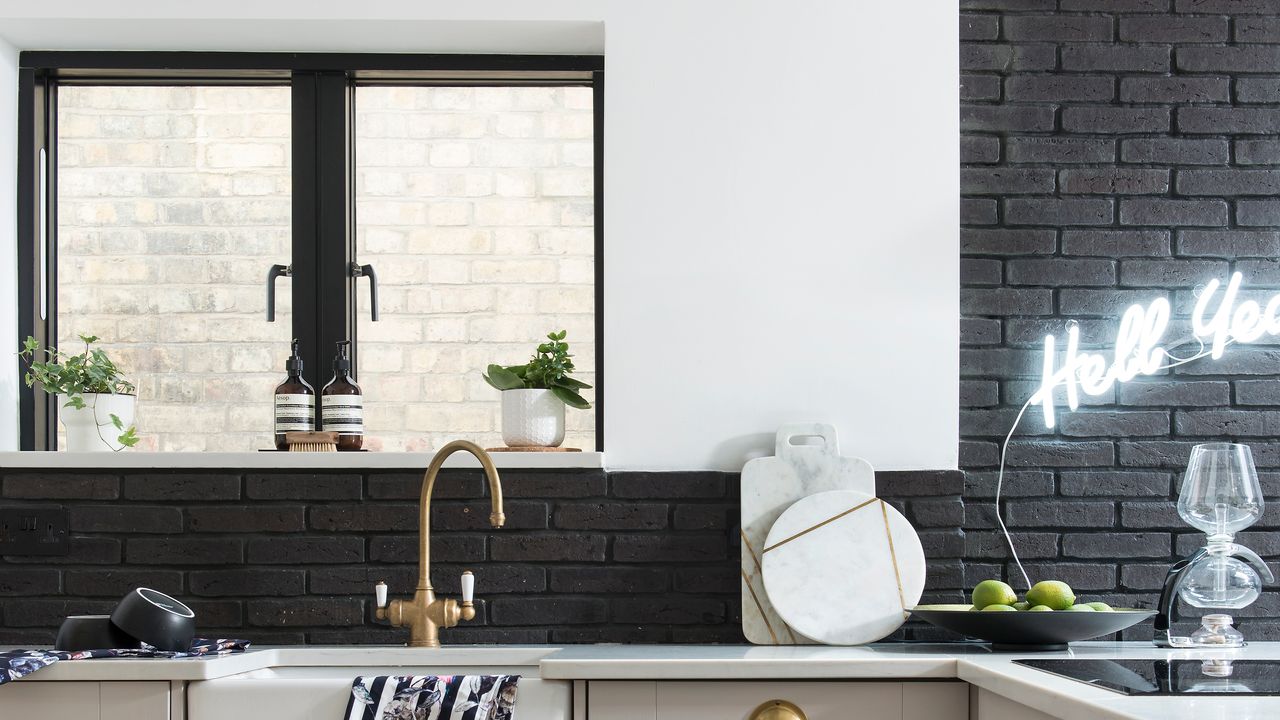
(1015, 658, 1280, 696)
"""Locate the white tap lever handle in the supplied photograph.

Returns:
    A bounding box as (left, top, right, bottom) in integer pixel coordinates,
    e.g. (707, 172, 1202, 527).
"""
(461, 571, 474, 603)
(375, 581, 387, 609)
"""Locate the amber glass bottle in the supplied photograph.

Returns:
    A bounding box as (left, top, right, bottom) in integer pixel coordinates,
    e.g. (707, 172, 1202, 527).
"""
(321, 340, 363, 450)
(273, 339, 315, 449)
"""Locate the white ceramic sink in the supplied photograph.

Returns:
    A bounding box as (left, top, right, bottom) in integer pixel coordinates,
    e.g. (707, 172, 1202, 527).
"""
(187, 647, 571, 720)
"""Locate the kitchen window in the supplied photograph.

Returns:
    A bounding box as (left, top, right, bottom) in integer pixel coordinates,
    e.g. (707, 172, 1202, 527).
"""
(16, 53, 603, 452)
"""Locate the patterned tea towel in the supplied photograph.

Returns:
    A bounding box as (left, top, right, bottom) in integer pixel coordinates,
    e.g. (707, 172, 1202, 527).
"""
(0, 638, 250, 685)
(344, 674, 519, 720)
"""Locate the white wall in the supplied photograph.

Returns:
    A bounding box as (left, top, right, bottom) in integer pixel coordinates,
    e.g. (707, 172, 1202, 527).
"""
(0, 36, 17, 452)
(0, 1, 959, 470)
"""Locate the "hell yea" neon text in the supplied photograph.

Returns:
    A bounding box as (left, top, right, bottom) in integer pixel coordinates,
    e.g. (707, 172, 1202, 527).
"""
(1031, 272, 1280, 428)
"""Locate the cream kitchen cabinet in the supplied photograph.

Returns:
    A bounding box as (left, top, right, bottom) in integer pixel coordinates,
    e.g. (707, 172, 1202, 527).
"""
(969, 688, 1057, 720)
(0, 680, 174, 719)
(585, 680, 969, 720)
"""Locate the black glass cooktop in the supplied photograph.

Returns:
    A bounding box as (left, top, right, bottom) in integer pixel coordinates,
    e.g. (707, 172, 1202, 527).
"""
(1016, 659, 1280, 696)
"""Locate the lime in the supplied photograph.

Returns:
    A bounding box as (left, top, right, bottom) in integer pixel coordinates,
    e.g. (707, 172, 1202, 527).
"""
(1012, 601, 1031, 612)
(1085, 602, 1114, 612)
(1026, 581, 1075, 611)
(1028, 605, 1053, 612)
(1065, 604, 1095, 612)
(971, 580, 1017, 609)
(982, 604, 1017, 612)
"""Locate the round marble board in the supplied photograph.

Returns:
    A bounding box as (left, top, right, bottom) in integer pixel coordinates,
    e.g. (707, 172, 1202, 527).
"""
(761, 489, 926, 645)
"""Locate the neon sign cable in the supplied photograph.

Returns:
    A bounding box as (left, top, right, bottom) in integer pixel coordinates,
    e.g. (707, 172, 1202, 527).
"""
(995, 272, 1265, 589)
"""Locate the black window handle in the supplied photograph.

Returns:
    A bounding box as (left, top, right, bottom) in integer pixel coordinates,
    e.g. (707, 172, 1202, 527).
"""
(352, 263, 379, 322)
(266, 264, 291, 322)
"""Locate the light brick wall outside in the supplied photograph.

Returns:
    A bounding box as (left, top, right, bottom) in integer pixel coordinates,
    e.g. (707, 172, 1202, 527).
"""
(56, 85, 595, 452)
(355, 86, 595, 452)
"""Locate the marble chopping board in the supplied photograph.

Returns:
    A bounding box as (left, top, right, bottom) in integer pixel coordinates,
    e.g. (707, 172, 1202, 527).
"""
(740, 424, 874, 645)
(762, 489, 926, 645)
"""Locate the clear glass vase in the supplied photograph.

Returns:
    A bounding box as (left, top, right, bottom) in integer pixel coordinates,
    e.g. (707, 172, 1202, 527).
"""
(1177, 443, 1263, 542)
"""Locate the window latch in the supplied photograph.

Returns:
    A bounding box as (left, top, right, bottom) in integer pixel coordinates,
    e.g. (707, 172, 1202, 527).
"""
(266, 264, 291, 322)
(351, 263, 380, 322)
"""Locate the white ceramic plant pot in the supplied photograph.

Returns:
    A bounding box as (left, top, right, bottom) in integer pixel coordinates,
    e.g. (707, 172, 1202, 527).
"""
(501, 389, 565, 448)
(58, 393, 136, 452)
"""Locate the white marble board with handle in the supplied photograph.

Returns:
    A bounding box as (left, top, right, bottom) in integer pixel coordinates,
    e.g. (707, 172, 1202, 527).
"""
(739, 423, 875, 645)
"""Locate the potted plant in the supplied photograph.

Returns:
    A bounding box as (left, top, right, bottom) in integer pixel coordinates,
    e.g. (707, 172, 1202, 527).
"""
(19, 334, 140, 452)
(483, 330, 591, 448)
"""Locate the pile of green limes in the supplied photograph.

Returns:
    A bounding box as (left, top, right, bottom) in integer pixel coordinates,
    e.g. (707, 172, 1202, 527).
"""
(969, 579, 1114, 613)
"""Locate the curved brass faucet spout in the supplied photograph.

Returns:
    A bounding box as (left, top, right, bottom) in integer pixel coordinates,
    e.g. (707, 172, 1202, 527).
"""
(374, 440, 505, 647)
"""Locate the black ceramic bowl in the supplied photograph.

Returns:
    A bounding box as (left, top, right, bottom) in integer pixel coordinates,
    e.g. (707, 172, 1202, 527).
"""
(55, 615, 141, 652)
(110, 588, 196, 652)
(911, 604, 1156, 651)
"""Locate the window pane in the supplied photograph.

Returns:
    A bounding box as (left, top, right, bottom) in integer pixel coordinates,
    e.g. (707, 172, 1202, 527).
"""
(57, 86, 292, 452)
(354, 86, 596, 452)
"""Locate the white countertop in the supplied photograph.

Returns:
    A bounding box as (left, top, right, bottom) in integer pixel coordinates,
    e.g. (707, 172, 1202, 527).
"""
(9, 642, 1280, 719)
(12, 646, 561, 682)
(0, 450, 604, 469)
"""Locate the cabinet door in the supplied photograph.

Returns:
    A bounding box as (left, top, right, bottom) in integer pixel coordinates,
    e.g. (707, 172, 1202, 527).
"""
(0, 680, 170, 720)
(588, 681, 656, 720)
(656, 681, 902, 720)
(588, 681, 969, 720)
(903, 682, 968, 720)
(972, 688, 1056, 720)
(0, 681, 101, 715)
(102, 681, 172, 720)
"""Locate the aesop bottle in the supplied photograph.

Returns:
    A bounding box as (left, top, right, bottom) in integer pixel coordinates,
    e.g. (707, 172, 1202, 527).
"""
(273, 339, 315, 449)
(321, 340, 363, 450)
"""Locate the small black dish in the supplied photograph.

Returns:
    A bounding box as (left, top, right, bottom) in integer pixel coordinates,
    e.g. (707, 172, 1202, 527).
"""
(110, 588, 196, 652)
(55, 615, 141, 652)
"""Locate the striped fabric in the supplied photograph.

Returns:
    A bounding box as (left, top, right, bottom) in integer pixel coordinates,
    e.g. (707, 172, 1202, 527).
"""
(344, 674, 519, 720)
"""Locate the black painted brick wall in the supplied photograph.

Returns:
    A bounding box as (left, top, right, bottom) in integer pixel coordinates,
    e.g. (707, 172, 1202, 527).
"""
(961, 1, 1280, 637)
(0, 468, 961, 645)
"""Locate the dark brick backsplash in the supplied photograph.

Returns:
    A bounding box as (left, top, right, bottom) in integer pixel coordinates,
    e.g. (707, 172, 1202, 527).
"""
(962, 1, 1280, 641)
(0, 468, 962, 645)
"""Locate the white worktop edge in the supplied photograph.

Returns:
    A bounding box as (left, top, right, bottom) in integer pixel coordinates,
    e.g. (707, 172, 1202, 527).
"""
(15, 641, 1280, 720)
(0, 451, 604, 470)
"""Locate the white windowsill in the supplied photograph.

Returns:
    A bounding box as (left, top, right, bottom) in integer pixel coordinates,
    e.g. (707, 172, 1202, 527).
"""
(0, 451, 604, 470)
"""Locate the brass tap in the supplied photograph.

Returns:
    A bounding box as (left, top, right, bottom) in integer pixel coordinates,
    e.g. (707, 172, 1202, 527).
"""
(373, 440, 505, 647)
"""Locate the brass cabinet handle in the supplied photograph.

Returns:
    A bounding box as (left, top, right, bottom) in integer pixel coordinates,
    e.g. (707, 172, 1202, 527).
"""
(750, 700, 807, 720)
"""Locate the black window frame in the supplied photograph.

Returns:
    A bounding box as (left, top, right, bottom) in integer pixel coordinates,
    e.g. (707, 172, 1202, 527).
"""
(16, 51, 605, 451)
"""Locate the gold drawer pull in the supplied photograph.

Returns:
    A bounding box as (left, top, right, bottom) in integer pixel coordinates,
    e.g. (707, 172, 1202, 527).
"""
(750, 699, 807, 720)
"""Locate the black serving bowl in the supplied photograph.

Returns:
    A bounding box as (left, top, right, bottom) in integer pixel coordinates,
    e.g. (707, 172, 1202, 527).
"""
(110, 588, 196, 652)
(55, 615, 141, 652)
(910, 604, 1156, 651)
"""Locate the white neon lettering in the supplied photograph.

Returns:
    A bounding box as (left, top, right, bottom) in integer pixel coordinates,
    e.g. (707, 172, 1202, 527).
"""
(1033, 273, 1280, 427)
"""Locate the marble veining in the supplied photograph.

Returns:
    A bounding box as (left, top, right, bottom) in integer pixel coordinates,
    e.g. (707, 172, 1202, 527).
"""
(740, 424, 876, 645)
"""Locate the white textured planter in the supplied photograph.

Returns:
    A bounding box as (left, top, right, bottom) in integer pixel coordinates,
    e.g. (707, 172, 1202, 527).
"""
(58, 393, 136, 452)
(501, 389, 565, 448)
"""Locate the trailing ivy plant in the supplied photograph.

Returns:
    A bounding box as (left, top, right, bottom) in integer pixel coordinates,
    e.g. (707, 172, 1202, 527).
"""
(483, 330, 592, 409)
(19, 334, 140, 448)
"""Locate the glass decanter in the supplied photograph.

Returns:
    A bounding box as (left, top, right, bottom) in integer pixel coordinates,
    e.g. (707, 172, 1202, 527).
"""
(1177, 443, 1263, 541)
(1165, 443, 1270, 648)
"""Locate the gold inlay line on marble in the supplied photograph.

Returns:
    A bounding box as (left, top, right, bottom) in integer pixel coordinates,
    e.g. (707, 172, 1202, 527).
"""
(741, 529, 799, 644)
(880, 499, 908, 614)
(740, 568, 780, 645)
(761, 497, 878, 554)
(741, 529, 765, 576)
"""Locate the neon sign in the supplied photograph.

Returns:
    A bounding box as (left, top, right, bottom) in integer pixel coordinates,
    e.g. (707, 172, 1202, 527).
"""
(1031, 272, 1275, 429)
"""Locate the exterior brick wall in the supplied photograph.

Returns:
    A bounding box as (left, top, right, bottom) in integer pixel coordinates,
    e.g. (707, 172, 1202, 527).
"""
(961, 0, 1280, 638)
(56, 85, 595, 453)
(0, 469, 960, 645)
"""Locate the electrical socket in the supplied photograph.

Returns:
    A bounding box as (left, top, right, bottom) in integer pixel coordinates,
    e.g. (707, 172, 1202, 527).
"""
(0, 506, 70, 556)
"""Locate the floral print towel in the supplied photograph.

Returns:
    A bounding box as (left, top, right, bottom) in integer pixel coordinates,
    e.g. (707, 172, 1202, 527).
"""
(345, 674, 519, 720)
(0, 638, 250, 685)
